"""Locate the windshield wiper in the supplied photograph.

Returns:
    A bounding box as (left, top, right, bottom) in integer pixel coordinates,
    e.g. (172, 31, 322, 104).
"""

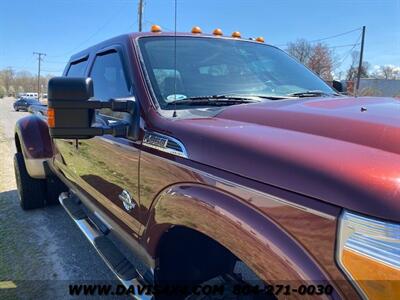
(166, 95, 261, 106)
(248, 95, 293, 100)
(288, 90, 339, 98)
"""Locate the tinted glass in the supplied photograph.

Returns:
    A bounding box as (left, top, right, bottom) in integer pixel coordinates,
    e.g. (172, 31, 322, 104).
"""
(139, 37, 336, 109)
(89, 51, 130, 101)
(67, 59, 88, 77)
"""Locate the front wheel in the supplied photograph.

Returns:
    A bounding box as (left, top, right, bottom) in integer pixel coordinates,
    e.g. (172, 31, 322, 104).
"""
(14, 153, 46, 210)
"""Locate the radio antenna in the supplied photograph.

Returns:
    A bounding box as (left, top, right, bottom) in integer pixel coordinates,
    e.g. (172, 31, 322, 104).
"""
(172, 0, 178, 118)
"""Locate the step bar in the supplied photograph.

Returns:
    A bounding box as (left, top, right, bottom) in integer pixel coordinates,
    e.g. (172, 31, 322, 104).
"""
(59, 192, 153, 300)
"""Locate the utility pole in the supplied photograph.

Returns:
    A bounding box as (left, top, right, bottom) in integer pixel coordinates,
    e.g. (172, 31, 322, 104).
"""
(33, 52, 46, 98)
(138, 0, 144, 32)
(355, 26, 366, 96)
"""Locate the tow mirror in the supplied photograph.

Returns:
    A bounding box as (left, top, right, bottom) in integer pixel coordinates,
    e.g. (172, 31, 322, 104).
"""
(332, 80, 344, 93)
(48, 77, 135, 139)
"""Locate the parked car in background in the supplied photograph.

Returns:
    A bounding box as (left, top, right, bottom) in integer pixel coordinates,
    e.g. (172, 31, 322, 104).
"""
(17, 93, 26, 99)
(21, 92, 39, 98)
(13, 97, 41, 111)
(28, 102, 47, 117)
(16, 92, 38, 99)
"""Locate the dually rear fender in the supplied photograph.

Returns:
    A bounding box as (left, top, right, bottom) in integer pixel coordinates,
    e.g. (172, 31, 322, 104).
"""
(14, 115, 53, 178)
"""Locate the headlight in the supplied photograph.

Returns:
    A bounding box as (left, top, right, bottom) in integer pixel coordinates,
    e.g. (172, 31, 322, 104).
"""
(337, 210, 400, 299)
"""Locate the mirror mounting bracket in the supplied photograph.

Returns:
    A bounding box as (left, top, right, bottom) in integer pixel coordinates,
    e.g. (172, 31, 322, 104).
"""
(49, 98, 134, 113)
(103, 121, 130, 137)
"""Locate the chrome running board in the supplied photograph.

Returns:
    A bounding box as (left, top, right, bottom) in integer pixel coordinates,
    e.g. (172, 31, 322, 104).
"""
(59, 192, 152, 300)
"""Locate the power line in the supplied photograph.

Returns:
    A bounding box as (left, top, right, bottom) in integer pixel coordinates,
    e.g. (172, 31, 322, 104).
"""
(336, 44, 359, 68)
(45, 60, 68, 64)
(41, 69, 64, 73)
(308, 27, 362, 43)
(48, 7, 126, 58)
(327, 43, 360, 49)
(281, 42, 360, 52)
(275, 27, 362, 47)
(335, 33, 362, 67)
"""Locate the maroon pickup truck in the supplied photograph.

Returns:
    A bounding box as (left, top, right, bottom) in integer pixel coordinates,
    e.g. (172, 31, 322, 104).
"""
(13, 27, 400, 299)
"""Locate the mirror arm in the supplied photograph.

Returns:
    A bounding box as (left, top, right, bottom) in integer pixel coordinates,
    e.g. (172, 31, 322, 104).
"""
(49, 99, 134, 113)
(102, 121, 130, 137)
(108, 99, 135, 113)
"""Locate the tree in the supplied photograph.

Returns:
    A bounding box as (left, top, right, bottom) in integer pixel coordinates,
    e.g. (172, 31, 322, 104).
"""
(346, 51, 369, 81)
(287, 39, 313, 65)
(0, 67, 15, 94)
(0, 68, 54, 97)
(8, 85, 16, 97)
(0, 86, 6, 98)
(371, 65, 399, 80)
(17, 86, 24, 95)
(308, 43, 334, 80)
(287, 40, 335, 81)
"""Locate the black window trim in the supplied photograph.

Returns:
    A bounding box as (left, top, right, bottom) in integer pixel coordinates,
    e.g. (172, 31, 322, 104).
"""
(88, 44, 132, 92)
(66, 54, 89, 76)
(134, 36, 162, 110)
(88, 44, 134, 124)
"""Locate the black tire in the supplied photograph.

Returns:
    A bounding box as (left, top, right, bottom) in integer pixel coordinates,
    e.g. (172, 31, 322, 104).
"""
(46, 174, 68, 206)
(14, 153, 46, 210)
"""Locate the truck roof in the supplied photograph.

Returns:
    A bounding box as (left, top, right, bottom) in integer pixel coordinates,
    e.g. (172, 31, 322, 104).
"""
(69, 31, 271, 63)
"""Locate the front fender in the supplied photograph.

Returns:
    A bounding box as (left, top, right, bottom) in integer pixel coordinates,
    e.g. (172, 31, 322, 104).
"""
(15, 115, 53, 178)
(143, 184, 341, 299)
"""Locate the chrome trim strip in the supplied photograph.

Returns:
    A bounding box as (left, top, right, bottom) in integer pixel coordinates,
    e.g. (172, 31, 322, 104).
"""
(142, 131, 188, 158)
(59, 193, 153, 300)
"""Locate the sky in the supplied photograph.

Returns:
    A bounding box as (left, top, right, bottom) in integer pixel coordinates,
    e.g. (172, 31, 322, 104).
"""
(0, 0, 399, 78)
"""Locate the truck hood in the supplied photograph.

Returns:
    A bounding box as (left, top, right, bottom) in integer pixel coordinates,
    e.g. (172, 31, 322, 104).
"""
(156, 96, 400, 222)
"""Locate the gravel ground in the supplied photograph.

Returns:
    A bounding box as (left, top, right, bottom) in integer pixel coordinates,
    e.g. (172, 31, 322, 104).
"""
(0, 97, 116, 299)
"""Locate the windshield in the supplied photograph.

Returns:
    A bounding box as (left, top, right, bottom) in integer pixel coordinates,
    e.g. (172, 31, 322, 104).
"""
(138, 36, 336, 109)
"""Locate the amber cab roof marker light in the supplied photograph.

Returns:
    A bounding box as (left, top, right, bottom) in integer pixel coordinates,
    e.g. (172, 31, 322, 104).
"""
(256, 37, 265, 43)
(213, 28, 223, 36)
(231, 31, 241, 38)
(191, 26, 202, 34)
(151, 24, 162, 33)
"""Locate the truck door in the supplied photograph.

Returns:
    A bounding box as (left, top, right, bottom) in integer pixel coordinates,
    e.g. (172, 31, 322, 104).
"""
(54, 47, 142, 238)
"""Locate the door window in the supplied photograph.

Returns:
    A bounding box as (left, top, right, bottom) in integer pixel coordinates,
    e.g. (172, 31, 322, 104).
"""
(90, 51, 131, 101)
(67, 58, 88, 77)
(89, 50, 132, 121)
